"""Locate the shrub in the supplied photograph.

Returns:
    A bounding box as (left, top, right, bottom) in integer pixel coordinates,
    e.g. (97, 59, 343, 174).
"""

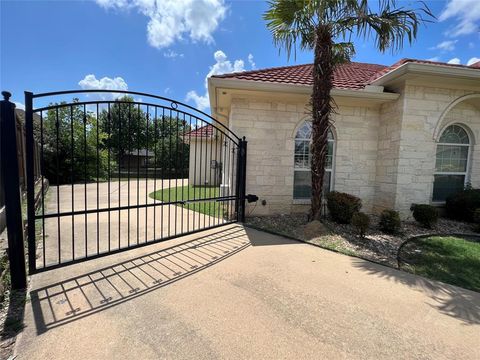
(446, 189, 480, 222)
(352, 212, 370, 237)
(410, 204, 438, 228)
(326, 191, 362, 224)
(474, 209, 480, 233)
(379, 209, 401, 234)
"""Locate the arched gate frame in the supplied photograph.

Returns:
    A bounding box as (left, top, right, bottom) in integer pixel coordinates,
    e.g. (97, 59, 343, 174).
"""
(24, 90, 247, 273)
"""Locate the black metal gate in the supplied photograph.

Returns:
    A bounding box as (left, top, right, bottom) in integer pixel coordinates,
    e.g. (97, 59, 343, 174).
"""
(24, 90, 246, 273)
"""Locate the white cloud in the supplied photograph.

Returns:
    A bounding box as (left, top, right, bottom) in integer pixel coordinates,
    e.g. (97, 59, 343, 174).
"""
(95, 0, 227, 49)
(430, 40, 457, 52)
(439, 0, 480, 36)
(469, 42, 475, 49)
(14, 101, 25, 110)
(248, 53, 256, 69)
(186, 50, 248, 111)
(467, 57, 480, 65)
(163, 49, 184, 58)
(79, 74, 128, 91)
(447, 57, 461, 64)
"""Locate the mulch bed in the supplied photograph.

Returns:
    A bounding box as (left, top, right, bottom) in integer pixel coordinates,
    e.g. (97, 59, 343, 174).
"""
(246, 214, 477, 267)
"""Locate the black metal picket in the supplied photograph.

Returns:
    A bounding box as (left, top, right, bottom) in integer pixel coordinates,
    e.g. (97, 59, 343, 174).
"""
(10, 89, 247, 274)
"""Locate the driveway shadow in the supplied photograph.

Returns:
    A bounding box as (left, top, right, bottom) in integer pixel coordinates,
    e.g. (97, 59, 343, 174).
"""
(352, 258, 480, 326)
(29, 226, 250, 335)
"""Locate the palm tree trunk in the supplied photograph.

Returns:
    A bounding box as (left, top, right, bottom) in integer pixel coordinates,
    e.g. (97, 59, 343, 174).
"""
(310, 25, 333, 221)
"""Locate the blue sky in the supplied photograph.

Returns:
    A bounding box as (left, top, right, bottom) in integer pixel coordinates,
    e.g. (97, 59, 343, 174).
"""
(1, 0, 479, 111)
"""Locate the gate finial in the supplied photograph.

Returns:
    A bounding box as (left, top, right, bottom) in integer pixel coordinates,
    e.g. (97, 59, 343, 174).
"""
(2, 91, 12, 101)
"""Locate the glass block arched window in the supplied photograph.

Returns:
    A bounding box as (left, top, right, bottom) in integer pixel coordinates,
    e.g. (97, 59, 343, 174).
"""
(293, 121, 335, 199)
(433, 124, 471, 202)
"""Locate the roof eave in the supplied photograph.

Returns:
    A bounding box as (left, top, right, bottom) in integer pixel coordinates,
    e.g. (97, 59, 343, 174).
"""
(209, 77, 399, 106)
(371, 62, 480, 86)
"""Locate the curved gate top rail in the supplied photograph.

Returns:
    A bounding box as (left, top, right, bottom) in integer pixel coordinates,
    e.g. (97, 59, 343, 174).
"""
(17, 89, 248, 274)
(27, 89, 240, 143)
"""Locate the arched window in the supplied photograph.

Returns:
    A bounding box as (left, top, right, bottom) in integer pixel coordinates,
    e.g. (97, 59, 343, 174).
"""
(433, 124, 471, 202)
(293, 121, 335, 199)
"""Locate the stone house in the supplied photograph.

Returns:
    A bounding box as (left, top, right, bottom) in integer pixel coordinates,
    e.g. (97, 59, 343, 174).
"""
(193, 59, 480, 218)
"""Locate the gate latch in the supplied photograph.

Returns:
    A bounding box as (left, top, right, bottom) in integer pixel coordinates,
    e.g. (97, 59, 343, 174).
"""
(246, 194, 258, 203)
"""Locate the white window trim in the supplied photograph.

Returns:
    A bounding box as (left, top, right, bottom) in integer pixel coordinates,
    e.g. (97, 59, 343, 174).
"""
(432, 124, 471, 203)
(293, 122, 335, 202)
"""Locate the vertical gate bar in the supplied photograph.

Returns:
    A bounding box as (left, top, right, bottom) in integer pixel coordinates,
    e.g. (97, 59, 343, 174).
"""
(96, 103, 99, 254)
(222, 135, 227, 224)
(40, 111, 45, 267)
(237, 138, 247, 223)
(107, 103, 111, 252)
(191, 115, 196, 231)
(153, 107, 158, 241)
(180, 112, 185, 234)
(136, 104, 140, 244)
(208, 123, 214, 228)
(203, 123, 208, 229)
(118, 103, 121, 249)
(83, 104, 87, 258)
(145, 105, 149, 243)
(70, 106, 75, 261)
(25, 91, 36, 273)
(55, 108, 61, 263)
(168, 108, 172, 238)
(187, 114, 192, 232)
(127, 104, 131, 247)
(1, 91, 27, 286)
(213, 128, 219, 226)
(161, 108, 165, 240)
(198, 119, 203, 230)
(174, 110, 179, 236)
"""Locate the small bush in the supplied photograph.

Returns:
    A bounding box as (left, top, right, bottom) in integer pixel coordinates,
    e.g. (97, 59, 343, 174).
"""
(410, 204, 438, 228)
(379, 209, 401, 234)
(473, 209, 480, 233)
(352, 212, 370, 237)
(326, 191, 362, 224)
(446, 189, 480, 222)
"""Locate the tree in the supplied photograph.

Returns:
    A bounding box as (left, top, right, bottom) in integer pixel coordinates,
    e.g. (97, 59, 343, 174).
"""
(264, 0, 432, 220)
(36, 100, 110, 184)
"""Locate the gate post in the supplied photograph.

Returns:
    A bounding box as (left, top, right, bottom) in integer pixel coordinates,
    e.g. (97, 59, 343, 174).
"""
(236, 137, 247, 222)
(0, 91, 27, 289)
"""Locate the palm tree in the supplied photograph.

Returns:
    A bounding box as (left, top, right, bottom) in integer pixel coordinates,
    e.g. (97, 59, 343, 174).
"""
(264, 0, 433, 220)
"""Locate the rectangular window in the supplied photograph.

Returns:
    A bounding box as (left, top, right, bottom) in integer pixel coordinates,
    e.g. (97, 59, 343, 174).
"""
(432, 174, 465, 202)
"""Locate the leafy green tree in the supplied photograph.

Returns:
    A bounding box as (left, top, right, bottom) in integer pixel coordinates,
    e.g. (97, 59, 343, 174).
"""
(154, 116, 190, 176)
(98, 96, 148, 158)
(35, 100, 111, 184)
(264, 0, 432, 220)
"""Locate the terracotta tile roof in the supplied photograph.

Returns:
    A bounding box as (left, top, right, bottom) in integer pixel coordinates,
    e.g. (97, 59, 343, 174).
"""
(212, 62, 386, 90)
(212, 59, 480, 89)
(185, 124, 213, 138)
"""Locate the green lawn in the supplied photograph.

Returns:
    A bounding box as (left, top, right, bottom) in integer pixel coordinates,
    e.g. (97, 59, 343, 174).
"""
(149, 185, 225, 218)
(399, 236, 480, 292)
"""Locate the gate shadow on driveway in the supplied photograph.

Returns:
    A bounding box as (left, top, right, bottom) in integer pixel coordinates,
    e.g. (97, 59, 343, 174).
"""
(29, 226, 250, 335)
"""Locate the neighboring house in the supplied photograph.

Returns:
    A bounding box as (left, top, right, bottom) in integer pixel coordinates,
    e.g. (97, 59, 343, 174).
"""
(185, 124, 223, 187)
(120, 149, 154, 169)
(200, 59, 480, 218)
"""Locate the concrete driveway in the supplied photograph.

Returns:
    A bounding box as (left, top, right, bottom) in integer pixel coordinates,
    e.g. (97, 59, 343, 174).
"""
(15, 225, 480, 359)
(37, 179, 228, 268)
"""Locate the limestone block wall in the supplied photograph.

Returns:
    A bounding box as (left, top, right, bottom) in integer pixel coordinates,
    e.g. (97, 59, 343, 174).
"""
(229, 95, 381, 215)
(392, 83, 480, 216)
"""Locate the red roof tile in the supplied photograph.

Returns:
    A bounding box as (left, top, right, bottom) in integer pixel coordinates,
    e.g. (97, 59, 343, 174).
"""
(212, 59, 480, 89)
(185, 124, 213, 138)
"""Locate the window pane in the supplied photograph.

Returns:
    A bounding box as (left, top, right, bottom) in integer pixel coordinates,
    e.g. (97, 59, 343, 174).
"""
(326, 141, 333, 169)
(295, 122, 312, 139)
(435, 145, 468, 172)
(433, 175, 465, 202)
(294, 171, 331, 199)
(439, 125, 469, 144)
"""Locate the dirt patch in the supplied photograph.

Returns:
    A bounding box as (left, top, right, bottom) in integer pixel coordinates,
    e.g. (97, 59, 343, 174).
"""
(246, 214, 477, 267)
